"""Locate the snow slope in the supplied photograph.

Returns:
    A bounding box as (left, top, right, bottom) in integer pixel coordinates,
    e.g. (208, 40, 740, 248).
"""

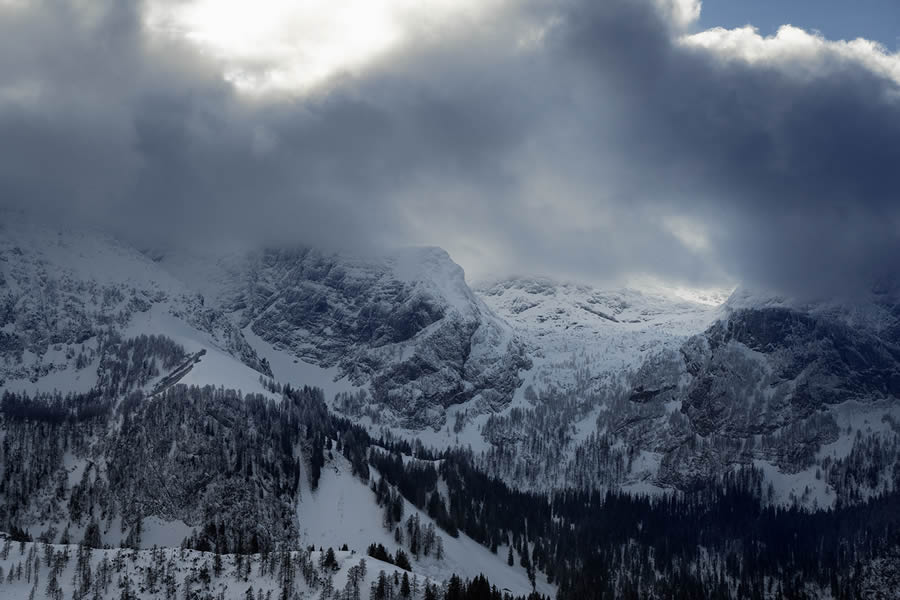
(296, 452, 553, 598)
(478, 277, 721, 395)
(122, 306, 276, 399)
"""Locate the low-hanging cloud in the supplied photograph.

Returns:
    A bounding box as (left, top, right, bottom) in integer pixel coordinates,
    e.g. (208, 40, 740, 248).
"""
(1, 0, 899, 299)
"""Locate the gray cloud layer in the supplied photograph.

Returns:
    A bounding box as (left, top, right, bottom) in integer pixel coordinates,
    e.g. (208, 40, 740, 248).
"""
(1, 0, 899, 298)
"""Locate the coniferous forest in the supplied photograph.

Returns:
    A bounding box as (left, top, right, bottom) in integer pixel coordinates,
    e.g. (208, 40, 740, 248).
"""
(2, 374, 899, 599)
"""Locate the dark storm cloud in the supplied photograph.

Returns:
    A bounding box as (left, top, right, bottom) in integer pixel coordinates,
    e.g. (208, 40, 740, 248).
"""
(1, 0, 899, 298)
(551, 0, 900, 296)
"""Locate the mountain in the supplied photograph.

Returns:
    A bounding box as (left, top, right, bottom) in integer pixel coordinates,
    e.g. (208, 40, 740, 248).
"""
(0, 218, 272, 395)
(474, 277, 900, 506)
(0, 219, 547, 597)
(5, 219, 898, 506)
(2, 217, 900, 599)
(619, 286, 900, 501)
(470, 277, 721, 492)
(161, 246, 531, 430)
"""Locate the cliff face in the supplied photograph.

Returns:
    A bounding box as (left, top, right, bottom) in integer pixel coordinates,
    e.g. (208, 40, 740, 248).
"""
(212, 246, 530, 429)
(628, 292, 900, 492)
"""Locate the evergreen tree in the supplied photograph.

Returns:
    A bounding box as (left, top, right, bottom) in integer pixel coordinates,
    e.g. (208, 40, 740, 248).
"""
(400, 572, 411, 598)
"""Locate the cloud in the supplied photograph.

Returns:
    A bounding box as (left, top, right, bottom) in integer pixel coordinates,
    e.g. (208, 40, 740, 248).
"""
(1, 0, 899, 299)
(145, 0, 507, 94)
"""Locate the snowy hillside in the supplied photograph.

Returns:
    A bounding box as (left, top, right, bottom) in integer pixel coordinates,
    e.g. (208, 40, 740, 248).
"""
(0, 217, 272, 397)
(0, 379, 544, 597)
(296, 452, 551, 597)
(0, 536, 439, 600)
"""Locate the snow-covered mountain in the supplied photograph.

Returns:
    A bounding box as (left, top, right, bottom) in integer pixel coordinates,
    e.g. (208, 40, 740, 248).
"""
(470, 277, 900, 508)
(0, 216, 532, 428)
(472, 277, 725, 492)
(0, 219, 548, 596)
(155, 245, 531, 430)
(0, 218, 273, 396)
(3, 216, 900, 598)
(640, 286, 900, 500)
(5, 217, 899, 508)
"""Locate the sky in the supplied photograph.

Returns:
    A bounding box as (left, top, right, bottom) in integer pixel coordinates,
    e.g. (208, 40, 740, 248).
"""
(698, 0, 900, 51)
(1, 0, 899, 299)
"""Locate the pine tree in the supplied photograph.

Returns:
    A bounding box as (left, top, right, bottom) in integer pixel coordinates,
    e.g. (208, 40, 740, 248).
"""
(400, 572, 411, 598)
(321, 548, 338, 571)
(82, 521, 102, 549)
(394, 549, 412, 572)
(423, 583, 438, 600)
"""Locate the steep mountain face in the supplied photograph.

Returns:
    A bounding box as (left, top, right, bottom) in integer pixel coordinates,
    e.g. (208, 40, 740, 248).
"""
(0, 217, 533, 431)
(474, 279, 900, 506)
(682, 306, 900, 437)
(623, 289, 900, 498)
(191, 247, 531, 429)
